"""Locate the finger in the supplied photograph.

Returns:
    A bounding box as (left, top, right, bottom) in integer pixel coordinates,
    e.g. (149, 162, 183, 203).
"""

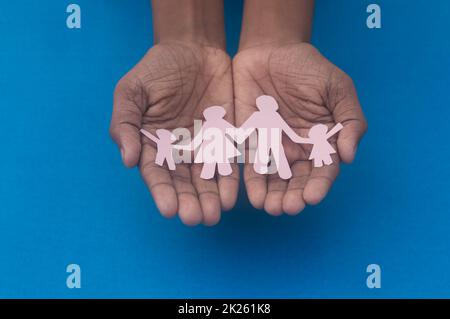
(303, 154, 340, 205)
(217, 163, 240, 211)
(139, 143, 177, 218)
(282, 161, 310, 215)
(171, 164, 203, 226)
(264, 175, 288, 216)
(337, 120, 367, 164)
(243, 163, 267, 210)
(110, 77, 144, 168)
(191, 164, 221, 226)
(219, 99, 240, 211)
(330, 73, 368, 164)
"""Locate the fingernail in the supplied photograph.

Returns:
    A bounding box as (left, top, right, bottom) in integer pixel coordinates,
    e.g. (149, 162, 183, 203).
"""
(120, 147, 126, 160)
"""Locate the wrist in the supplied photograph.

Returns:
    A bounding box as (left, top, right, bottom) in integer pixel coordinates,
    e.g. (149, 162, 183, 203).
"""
(238, 0, 314, 51)
(152, 0, 226, 50)
(239, 34, 306, 52)
(156, 30, 226, 50)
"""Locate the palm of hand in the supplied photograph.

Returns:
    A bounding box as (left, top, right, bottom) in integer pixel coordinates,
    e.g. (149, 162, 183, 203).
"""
(111, 42, 238, 226)
(233, 43, 366, 215)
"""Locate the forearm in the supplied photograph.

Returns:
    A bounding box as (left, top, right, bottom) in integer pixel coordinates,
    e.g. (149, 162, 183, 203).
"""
(151, 0, 226, 49)
(239, 0, 314, 50)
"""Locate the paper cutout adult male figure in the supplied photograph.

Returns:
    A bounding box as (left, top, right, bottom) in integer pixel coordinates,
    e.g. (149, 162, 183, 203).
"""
(303, 123, 343, 167)
(236, 95, 309, 180)
(175, 106, 240, 179)
(140, 128, 177, 170)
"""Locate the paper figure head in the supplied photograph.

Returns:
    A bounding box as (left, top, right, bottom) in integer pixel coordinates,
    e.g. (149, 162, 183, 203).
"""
(203, 106, 226, 120)
(156, 129, 176, 142)
(256, 95, 279, 112)
(308, 124, 328, 138)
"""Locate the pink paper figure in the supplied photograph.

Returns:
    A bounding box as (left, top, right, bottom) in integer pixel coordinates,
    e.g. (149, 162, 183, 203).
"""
(236, 95, 309, 180)
(175, 106, 240, 180)
(304, 123, 343, 168)
(140, 128, 177, 170)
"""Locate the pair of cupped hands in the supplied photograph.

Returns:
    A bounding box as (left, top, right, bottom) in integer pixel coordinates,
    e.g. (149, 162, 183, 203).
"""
(109, 41, 367, 226)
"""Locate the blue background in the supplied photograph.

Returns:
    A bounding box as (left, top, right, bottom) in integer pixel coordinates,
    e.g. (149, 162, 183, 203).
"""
(0, 0, 449, 298)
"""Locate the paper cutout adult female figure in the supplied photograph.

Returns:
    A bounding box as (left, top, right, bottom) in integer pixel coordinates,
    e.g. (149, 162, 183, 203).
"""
(175, 106, 240, 180)
(303, 123, 343, 167)
(236, 95, 309, 180)
(140, 128, 177, 170)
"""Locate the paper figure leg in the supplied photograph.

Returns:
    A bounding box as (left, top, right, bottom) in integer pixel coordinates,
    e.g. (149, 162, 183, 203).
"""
(200, 163, 216, 179)
(273, 150, 292, 180)
(254, 158, 268, 174)
(166, 156, 176, 171)
(155, 152, 164, 166)
(323, 154, 332, 166)
(253, 149, 269, 175)
(313, 158, 324, 168)
(218, 162, 232, 176)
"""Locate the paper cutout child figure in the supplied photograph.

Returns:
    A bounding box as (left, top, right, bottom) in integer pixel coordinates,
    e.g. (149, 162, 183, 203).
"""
(175, 106, 240, 180)
(236, 95, 309, 180)
(140, 128, 177, 170)
(304, 123, 343, 168)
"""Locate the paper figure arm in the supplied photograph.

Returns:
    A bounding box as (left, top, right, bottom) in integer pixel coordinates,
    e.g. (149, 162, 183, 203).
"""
(235, 128, 255, 144)
(325, 123, 344, 139)
(223, 123, 240, 141)
(235, 117, 257, 144)
(173, 142, 192, 151)
(279, 117, 311, 144)
(190, 131, 203, 149)
(222, 122, 249, 143)
(140, 129, 159, 144)
(173, 130, 202, 151)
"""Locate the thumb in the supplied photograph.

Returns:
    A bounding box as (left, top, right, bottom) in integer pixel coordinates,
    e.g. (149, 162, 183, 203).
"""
(109, 76, 144, 168)
(330, 72, 368, 163)
(337, 120, 367, 163)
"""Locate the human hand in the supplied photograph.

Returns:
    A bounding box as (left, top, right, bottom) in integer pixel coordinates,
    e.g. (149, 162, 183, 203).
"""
(233, 42, 367, 215)
(110, 41, 238, 226)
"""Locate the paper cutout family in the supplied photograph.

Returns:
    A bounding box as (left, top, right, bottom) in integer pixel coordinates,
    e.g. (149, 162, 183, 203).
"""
(140, 95, 343, 180)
